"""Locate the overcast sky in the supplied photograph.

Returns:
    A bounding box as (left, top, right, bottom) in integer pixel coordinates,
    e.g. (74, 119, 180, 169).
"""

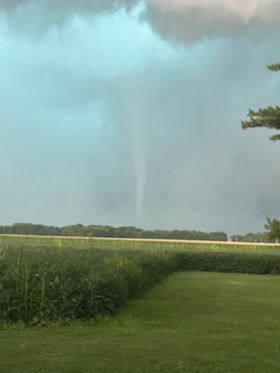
(0, 0, 279, 235)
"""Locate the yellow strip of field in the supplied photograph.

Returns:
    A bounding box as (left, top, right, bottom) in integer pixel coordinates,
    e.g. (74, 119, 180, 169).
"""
(0, 233, 279, 247)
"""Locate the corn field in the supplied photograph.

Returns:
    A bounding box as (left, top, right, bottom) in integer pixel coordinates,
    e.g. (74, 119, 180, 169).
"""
(0, 239, 180, 324)
(1, 236, 280, 325)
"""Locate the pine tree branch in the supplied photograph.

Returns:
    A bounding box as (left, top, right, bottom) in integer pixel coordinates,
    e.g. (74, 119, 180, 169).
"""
(270, 134, 280, 141)
(241, 61, 280, 141)
(267, 63, 280, 72)
(242, 106, 280, 140)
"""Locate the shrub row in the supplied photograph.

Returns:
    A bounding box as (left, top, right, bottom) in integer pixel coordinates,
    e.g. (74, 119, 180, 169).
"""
(177, 252, 280, 274)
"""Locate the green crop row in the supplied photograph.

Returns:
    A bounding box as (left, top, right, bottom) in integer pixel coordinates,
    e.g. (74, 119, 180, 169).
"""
(0, 245, 179, 325)
(2, 241, 280, 325)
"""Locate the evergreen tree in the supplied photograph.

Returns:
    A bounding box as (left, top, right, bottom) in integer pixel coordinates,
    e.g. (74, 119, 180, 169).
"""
(241, 63, 280, 141)
(242, 63, 280, 241)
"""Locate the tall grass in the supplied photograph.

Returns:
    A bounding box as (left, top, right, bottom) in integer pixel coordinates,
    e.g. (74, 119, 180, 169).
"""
(0, 244, 179, 324)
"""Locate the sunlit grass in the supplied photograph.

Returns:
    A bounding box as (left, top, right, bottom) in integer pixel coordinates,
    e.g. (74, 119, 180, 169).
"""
(1, 272, 280, 372)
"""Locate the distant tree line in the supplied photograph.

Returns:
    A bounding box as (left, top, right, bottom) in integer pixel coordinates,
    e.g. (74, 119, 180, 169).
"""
(231, 218, 280, 243)
(0, 223, 228, 241)
(231, 232, 269, 243)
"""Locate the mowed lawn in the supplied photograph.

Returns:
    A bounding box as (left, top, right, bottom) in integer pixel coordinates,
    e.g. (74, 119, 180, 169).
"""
(1, 272, 280, 373)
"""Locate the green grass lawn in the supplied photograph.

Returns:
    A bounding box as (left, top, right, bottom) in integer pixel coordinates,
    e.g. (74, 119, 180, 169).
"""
(1, 272, 280, 372)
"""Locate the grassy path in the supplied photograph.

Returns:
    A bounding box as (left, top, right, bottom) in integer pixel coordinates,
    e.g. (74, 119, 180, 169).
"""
(1, 272, 280, 372)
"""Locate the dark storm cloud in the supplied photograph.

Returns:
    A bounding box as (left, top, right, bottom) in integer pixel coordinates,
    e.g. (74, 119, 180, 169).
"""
(2, 0, 280, 43)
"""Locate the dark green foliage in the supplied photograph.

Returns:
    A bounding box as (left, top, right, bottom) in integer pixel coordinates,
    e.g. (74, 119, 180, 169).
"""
(178, 251, 280, 275)
(0, 223, 228, 241)
(241, 62, 280, 141)
(267, 63, 280, 72)
(265, 218, 280, 242)
(2, 238, 280, 325)
(0, 245, 179, 325)
(242, 106, 280, 141)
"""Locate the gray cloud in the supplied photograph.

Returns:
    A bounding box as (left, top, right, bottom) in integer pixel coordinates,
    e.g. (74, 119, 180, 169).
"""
(2, 0, 280, 43)
(104, 37, 280, 233)
(0, 0, 138, 13)
(0, 0, 141, 33)
(145, 0, 280, 43)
